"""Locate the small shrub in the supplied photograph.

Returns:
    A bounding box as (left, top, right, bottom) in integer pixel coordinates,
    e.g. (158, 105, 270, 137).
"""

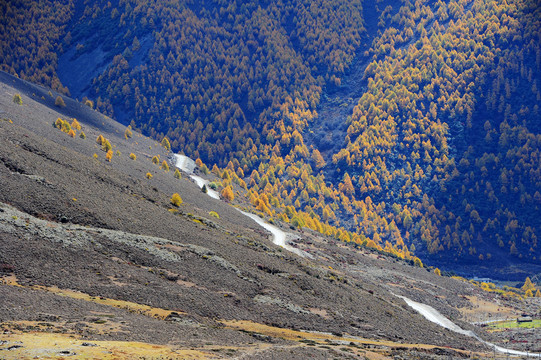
(171, 193, 183, 206)
(54, 118, 63, 129)
(68, 129, 76, 138)
(54, 118, 72, 133)
(80, 131, 86, 139)
(84, 99, 93, 108)
(96, 134, 105, 145)
(161, 137, 171, 151)
(48, 91, 53, 97)
(116, 150, 121, 156)
(102, 139, 112, 152)
(93, 153, 98, 159)
(221, 186, 234, 201)
(13, 93, 22, 105)
(61, 121, 71, 133)
(129, 153, 136, 160)
(146, 172, 153, 179)
(152, 155, 160, 165)
(174, 169, 181, 179)
(106, 149, 113, 162)
(124, 126, 132, 139)
(201, 184, 208, 193)
(201, 164, 210, 175)
(209, 211, 219, 219)
(71, 119, 81, 130)
(161, 160, 170, 171)
(55, 95, 66, 107)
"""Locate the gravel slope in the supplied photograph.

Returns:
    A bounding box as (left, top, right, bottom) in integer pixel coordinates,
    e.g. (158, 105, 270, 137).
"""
(0, 71, 509, 359)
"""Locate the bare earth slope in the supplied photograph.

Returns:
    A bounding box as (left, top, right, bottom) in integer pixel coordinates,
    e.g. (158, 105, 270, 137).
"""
(0, 71, 521, 359)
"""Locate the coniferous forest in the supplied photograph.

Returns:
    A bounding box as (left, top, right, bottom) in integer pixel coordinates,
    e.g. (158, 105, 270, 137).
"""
(1, 0, 540, 278)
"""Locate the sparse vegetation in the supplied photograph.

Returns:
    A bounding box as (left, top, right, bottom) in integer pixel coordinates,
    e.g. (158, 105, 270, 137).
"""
(129, 153, 136, 160)
(161, 137, 171, 151)
(173, 169, 181, 179)
(209, 211, 219, 219)
(161, 160, 169, 172)
(54, 95, 65, 107)
(13, 93, 22, 105)
(170, 193, 183, 207)
(106, 149, 113, 162)
(124, 126, 132, 139)
(96, 135, 112, 152)
(151, 155, 160, 165)
(102, 139, 112, 152)
(70, 119, 81, 130)
(146, 172, 153, 179)
(79, 131, 86, 139)
(53, 118, 73, 134)
(220, 186, 234, 202)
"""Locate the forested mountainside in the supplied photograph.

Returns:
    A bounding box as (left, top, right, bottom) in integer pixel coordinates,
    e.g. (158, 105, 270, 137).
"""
(1, 0, 540, 278)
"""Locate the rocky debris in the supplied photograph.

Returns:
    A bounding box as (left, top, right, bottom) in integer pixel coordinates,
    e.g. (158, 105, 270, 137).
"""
(254, 295, 311, 315)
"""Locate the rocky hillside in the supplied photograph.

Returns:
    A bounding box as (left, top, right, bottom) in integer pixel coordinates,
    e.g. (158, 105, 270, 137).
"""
(2, 72, 541, 359)
(2, 0, 540, 277)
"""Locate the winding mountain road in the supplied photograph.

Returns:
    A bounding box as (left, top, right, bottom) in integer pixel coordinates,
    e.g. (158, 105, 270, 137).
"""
(174, 154, 310, 258)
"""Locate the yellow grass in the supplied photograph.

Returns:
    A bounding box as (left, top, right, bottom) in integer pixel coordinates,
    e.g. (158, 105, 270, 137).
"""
(221, 319, 488, 358)
(33, 285, 181, 320)
(1, 276, 496, 359)
(0, 332, 213, 360)
(458, 295, 519, 320)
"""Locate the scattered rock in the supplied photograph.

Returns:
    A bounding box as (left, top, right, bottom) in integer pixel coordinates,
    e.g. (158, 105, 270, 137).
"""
(165, 312, 183, 321)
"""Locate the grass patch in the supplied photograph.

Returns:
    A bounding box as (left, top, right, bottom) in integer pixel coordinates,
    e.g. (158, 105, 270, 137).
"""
(488, 319, 541, 330)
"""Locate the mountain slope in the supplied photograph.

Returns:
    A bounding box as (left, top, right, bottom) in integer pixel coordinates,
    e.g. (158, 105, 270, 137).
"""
(1, 70, 529, 359)
(1, 0, 540, 279)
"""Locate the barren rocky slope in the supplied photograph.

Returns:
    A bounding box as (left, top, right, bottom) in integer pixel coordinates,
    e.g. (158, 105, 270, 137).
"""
(0, 71, 526, 359)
